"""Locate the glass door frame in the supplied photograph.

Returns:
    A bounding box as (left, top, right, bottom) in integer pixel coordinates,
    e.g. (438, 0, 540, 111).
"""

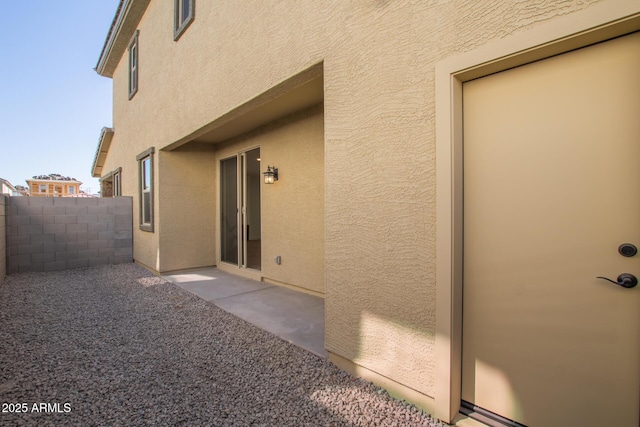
(219, 146, 261, 271)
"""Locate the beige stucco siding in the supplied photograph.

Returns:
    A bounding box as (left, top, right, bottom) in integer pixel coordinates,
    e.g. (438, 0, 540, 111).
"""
(99, 136, 216, 273)
(98, 130, 159, 271)
(215, 105, 325, 294)
(158, 145, 217, 272)
(261, 106, 324, 294)
(324, 1, 606, 396)
(102, 0, 609, 401)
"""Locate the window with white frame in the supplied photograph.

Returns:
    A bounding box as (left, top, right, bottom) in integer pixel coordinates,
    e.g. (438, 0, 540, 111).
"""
(137, 148, 154, 231)
(68, 186, 76, 195)
(174, 0, 194, 40)
(39, 184, 46, 193)
(128, 30, 139, 99)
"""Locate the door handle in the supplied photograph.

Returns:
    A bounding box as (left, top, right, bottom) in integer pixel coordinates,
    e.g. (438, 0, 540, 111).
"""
(596, 273, 638, 289)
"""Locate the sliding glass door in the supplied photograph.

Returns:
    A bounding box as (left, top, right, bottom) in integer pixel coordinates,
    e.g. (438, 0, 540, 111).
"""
(220, 148, 261, 270)
(220, 156, 238, 265)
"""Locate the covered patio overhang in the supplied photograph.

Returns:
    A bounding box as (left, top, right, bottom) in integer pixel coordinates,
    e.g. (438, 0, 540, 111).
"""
(162, 62, 324, 152)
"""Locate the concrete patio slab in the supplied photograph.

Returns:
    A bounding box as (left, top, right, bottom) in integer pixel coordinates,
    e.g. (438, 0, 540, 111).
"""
(215, 285, 326, 358)
(162, 267, 327, 358)
(163, 267, 274, 301)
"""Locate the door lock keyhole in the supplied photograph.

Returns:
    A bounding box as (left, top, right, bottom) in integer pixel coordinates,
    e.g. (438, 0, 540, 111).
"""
(618, 243, 638, 257)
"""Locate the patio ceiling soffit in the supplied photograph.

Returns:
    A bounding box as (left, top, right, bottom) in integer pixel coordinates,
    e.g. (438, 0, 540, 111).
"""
(163, 63, 324, 151)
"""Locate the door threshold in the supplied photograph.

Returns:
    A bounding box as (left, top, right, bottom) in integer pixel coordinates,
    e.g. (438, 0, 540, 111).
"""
(453, 416, 494, 427)
(460, 402, 527, 427)
(216, 263, 262, 281)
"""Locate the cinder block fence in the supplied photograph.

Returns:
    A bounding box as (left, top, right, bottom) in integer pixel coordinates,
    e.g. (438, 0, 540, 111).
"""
(1, 196, 6, 282)
(5, 196, 133, 275)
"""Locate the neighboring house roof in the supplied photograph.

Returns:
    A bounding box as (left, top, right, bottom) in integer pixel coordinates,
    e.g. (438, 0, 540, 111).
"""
(95, 0, 151, 77)
(26, 174, 82, 185)
(91, 127, 115, 178)
(0, 177, 17, 194)
(14, 185, 29, 196)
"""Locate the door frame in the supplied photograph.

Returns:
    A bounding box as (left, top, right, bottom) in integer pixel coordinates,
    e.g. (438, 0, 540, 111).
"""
(433, 2, 640, 423)
(218, 146, 262, 274)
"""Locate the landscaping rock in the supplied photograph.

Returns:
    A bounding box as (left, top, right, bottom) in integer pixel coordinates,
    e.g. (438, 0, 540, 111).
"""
(0, 264, 446, 426)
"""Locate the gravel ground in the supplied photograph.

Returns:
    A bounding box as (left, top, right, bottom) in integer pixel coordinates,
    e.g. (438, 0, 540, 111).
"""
(0, 264, 446, 426)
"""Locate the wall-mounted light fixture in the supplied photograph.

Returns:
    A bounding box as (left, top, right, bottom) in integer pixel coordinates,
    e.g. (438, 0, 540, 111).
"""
(263, 166, 278, 184)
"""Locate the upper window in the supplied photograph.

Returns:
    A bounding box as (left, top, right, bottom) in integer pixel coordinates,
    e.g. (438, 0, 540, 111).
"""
(136, 148, 155, 232)
(174, 0, 194, 41)
(128, 30, 139, 99)
(68, 186, 76, 195)
(39, 184, 46, 193)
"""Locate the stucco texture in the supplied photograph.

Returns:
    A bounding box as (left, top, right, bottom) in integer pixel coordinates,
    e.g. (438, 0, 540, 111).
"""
(98, 129, 158, 270)
(214, 105, 325, 294)
(99, 0, 606, 399)
(158, 145, 217, 272)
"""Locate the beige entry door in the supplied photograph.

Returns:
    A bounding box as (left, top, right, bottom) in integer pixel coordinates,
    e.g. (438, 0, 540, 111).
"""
(462, 32, 640, 427)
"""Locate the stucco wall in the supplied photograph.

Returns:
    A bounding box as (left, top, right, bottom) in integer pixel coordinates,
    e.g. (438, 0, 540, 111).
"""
(99, 136, 217, 274)
(98, 137, 159, 271)
(215, 105, 325, 294)
(158, 144, 216, 272)
(101, 0, 608, 400)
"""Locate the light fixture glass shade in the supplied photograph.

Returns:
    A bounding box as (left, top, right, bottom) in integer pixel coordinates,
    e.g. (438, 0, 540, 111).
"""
(263, 166, 278, 184)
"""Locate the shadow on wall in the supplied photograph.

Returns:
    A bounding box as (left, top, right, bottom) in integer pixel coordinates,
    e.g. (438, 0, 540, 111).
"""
(325, 217, 438, 407)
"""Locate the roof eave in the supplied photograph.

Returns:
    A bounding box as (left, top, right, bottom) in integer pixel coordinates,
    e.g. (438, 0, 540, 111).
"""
(92, 127, 115, 178)
(0, 178, 17, 192)
(26, 178, 84, 185)
(95, 0, 151, 78)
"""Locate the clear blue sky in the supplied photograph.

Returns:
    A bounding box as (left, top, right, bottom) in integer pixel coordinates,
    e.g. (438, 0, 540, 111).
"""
(0, 1, 121, 194)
